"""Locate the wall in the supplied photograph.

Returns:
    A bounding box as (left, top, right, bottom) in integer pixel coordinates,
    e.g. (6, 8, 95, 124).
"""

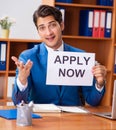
(0, 0, 42, 39)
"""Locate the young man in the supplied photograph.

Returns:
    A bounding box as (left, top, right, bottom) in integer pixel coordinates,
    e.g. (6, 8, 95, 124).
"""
(11, 5, 107, 106)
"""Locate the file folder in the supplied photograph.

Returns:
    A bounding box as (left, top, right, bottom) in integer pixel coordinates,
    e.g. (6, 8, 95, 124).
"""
(0, 109, 42, 120)
(99, 10, 106, 37)
(92, 10, 100, 37)
(104, 11, 112, 38)
(79, 10, 94, 36)
(0, 42, 6, 70)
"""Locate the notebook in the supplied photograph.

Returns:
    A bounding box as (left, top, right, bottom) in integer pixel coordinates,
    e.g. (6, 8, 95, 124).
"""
(33, 104, 61, 112)
(33, 103, 88, 113)
(92, 80, 116, 119)
(0, 109, 42, 120)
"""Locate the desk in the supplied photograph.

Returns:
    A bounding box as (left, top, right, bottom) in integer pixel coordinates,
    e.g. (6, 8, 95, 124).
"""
(0, 106, 116, 130)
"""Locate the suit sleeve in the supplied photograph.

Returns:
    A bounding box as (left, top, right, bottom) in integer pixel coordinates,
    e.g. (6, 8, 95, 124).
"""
(82, 79, 105, 106)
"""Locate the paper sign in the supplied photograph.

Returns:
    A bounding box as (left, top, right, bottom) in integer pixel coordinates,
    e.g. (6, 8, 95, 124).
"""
(46, 51, 95, 86)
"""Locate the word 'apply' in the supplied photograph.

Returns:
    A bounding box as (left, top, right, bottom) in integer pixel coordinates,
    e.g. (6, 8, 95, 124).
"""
(46, 51, 95, 86)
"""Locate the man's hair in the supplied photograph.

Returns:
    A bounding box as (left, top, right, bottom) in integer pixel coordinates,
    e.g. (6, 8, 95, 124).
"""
(33, 5, 62, 28)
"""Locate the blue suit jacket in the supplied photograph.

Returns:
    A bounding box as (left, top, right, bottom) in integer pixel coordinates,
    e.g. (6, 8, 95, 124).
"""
(12, 42, 105, 106)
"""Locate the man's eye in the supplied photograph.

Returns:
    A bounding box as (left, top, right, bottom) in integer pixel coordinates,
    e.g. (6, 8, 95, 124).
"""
(50, 23, 57, 28)
(39, 26, 45, 31)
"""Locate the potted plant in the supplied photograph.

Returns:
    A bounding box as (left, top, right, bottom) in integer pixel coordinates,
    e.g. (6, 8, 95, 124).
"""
(0, 16, 15, 38)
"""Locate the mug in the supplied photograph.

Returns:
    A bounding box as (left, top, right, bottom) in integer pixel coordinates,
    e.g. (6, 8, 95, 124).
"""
(16, 104, 32, 126)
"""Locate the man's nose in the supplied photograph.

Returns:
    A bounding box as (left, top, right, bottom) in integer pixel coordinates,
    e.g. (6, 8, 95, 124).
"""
(46, 26, 53, 35)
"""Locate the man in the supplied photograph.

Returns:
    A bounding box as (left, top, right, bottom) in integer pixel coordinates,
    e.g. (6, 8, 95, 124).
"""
(11, 5, 106, 106)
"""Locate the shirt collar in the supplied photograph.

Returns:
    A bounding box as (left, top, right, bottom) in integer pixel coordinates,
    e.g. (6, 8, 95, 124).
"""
(45, 41, 64, 52)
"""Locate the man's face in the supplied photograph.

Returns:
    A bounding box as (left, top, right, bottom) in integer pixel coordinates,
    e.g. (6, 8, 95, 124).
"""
(37, 16, 64, 50)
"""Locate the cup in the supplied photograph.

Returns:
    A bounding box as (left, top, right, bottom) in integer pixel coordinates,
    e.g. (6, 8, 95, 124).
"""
(16, 104, 32, 126)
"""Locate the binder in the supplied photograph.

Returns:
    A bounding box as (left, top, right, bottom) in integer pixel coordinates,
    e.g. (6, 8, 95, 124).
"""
(104, 11, 112, 38)
(60, 8, 65, 22)
(107, 0, 113, 6)
(92, 10, 100, 37)
(97, 0, 113, 6)
(79, 10, 94, 37)
(56, 6, 65, 22)
(56, 0, 72, 3)
(0, 109, 41, 120)
(99, 10, 106, 37)
(0, 42, 6, 70)
(97, 0, 107, 6)
(65, 0, 73, 3)
(56, 0, 64, 2)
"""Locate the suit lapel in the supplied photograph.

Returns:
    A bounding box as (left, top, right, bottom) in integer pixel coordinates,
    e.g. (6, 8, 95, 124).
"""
(36, 43, 48, 66)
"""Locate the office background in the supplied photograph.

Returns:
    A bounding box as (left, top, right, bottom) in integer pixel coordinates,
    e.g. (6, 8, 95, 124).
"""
(0, 0, 42, 39)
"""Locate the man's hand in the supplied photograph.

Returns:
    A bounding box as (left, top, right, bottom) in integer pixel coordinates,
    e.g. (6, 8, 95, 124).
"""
(11, 56, 33, 85)
(92, 64, 107, 88)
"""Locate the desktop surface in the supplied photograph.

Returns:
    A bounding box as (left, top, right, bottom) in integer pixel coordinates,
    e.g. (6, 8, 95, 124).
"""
(0, 105, 115, 130)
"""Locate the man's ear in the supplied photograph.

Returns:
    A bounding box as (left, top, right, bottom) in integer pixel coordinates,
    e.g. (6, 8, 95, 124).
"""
(60, 21, 65, 31)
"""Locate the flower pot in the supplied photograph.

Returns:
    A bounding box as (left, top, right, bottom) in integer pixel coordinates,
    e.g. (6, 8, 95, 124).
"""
(1, 29, 10, 38)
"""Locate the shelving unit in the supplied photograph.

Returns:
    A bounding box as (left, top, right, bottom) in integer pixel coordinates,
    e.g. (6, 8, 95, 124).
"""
(0, 38, 42, 104)
(42, 0, 116, 106)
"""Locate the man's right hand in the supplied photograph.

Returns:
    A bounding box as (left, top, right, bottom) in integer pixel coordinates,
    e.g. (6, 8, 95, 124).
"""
(11, 56, 33, 85)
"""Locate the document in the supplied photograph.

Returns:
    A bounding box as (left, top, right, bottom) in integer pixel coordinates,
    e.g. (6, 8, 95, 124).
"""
(33, 104, 61, 112)
(46, 51, 95, 86)
(33, 104, 88, 113)
(59, 106, 88, 113)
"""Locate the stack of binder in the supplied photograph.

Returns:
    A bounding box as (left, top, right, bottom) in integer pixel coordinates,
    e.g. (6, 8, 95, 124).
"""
(0, 42, 6, 70)
(79, 9, 112, 38)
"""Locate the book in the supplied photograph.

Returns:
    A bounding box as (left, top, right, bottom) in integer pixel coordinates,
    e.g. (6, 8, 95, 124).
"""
(33, 104, 88, 113)
(79, 10, 94, 37)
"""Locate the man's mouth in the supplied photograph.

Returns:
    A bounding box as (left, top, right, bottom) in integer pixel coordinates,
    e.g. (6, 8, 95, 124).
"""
(46, 36, 55, 41)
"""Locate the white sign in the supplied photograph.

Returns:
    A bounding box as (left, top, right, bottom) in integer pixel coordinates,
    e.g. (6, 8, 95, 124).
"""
(46, 51, 95, 86)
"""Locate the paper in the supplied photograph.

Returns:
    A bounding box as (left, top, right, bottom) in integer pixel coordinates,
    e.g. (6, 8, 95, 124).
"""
(33, 104, 61, 112)
(46, 51, 95, 86)
(59, 106, 88, 113)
